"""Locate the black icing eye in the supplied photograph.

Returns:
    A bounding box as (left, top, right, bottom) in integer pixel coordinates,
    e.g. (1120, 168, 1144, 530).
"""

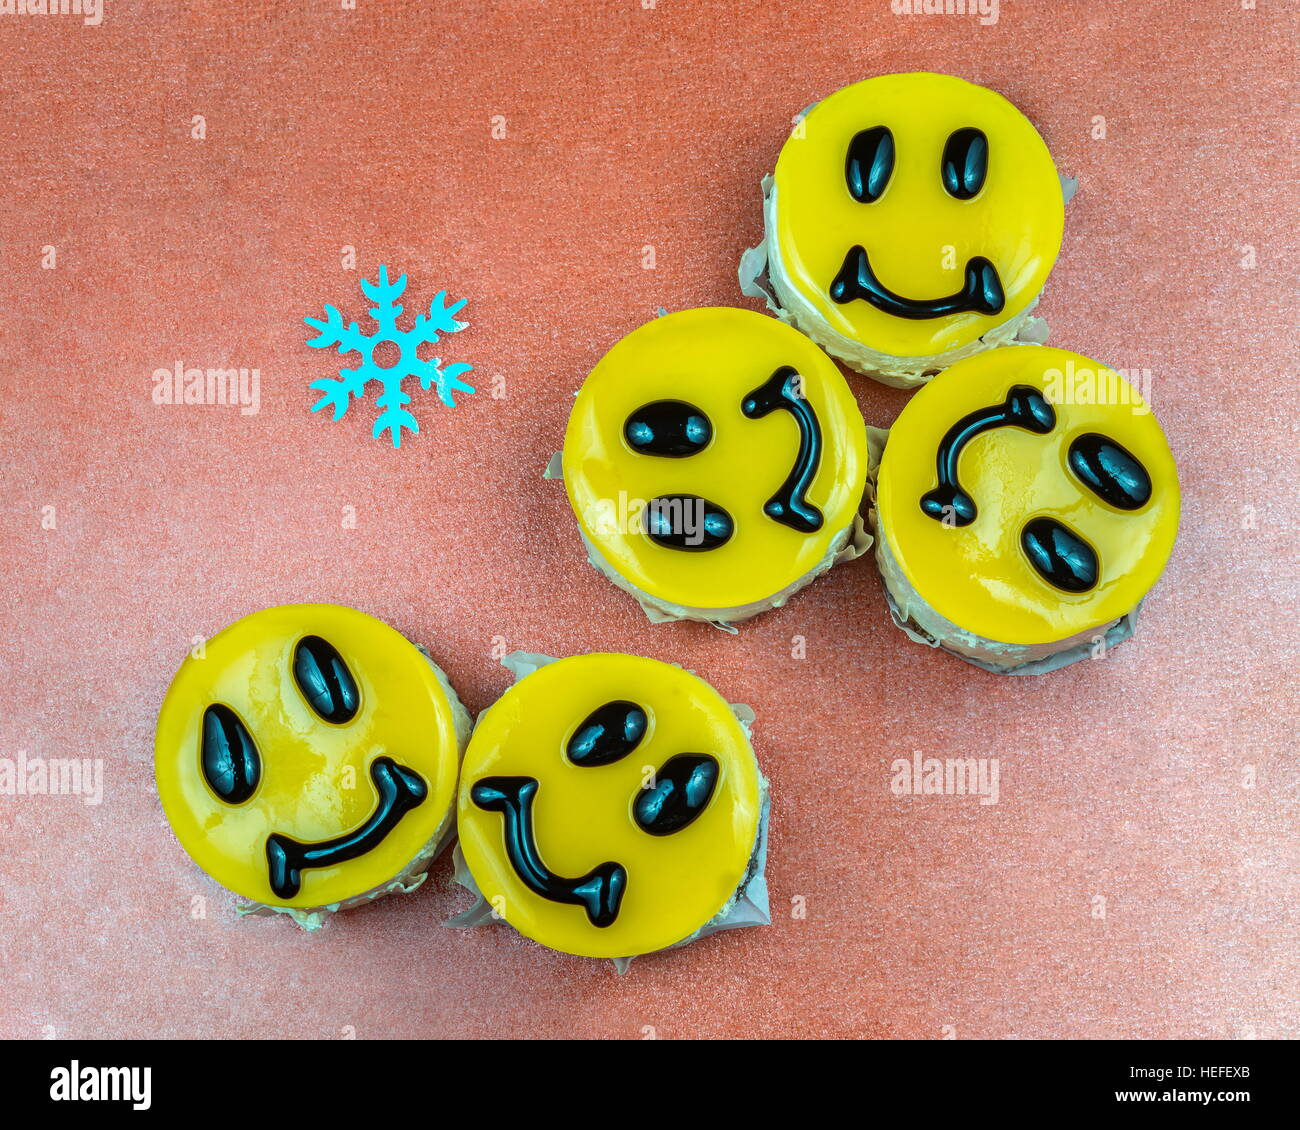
(941, 128, 988, 199)
(201, 704, 260, 804)
(1021, 517, 1099, 593)
(292, 635, 360, 724)
(624, 401, 712, 457)
(643, 495, 734, 551)
(567, 701, 648, 767)
(1068, 434, 1152, 511)
(634, 754, 719, 836)
(845, 126, 894, 203)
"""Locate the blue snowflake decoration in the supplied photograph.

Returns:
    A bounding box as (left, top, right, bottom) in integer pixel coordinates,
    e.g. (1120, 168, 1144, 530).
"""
(305, 265, 474, 448)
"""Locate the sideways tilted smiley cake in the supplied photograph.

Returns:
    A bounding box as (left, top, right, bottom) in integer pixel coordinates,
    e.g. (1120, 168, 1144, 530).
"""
(741, 72, 1074, 388)
(449, 651, 768, 970)
(554, 306, 870, 629)
(155, 604, 471, 929)
(871, 346, 1179, 674)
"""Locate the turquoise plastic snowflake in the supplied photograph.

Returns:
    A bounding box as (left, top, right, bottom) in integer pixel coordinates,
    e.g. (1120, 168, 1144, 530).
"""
(305, 265, 474, 447)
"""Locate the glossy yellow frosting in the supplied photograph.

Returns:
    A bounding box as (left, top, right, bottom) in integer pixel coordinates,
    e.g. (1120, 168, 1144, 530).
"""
(876, 347, 1179, 645)
(563, 307, 868, 610)
(457, 653, 762, 959)
(155, 604, 462, 908)
(772, 73, 1064, 360)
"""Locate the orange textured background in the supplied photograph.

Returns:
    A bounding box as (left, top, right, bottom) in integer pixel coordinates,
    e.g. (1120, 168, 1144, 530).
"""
(1, 0, 1297, 1040)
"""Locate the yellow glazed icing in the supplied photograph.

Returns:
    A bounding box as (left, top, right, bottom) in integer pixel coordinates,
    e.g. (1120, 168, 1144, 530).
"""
(876, 347, 1179, 646)
(155, 604, 462, 908)
(457, 653, 761, 959)
(772, 73, 1064, 359)
(563, 307, 868, 610)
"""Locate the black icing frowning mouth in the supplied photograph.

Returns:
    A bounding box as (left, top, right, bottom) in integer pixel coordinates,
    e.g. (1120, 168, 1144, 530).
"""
(829, 245, 1005, 321)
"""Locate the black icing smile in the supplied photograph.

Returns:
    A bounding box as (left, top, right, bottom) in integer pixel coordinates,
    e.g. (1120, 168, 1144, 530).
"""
(916, 385, 1156, 595)
(920, 384, 1055, 526)
(265, 756, 427, 899)
(742, 366, 824, 533)
(470, 700, 722, 929)
(829, 245, 1005, 320)
(472, 776, 627, 928)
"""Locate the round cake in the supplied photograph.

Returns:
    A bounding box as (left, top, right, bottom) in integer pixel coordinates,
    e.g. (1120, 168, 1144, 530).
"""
(561, 306, 870, 627)
(154, 603, 470, 927)
(742, 73, 1069, 387)
(456, 652, 766, 961)
(872, 346, 1180, 673)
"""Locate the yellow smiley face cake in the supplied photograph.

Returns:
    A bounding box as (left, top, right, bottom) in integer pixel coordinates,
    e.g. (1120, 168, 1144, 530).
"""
(155, 604, 471, 928)
(452, 652, 769, 966)
(872, 346, 1179, 673)
(740, 73, 1072, 388)
(558, 307, 870, 628)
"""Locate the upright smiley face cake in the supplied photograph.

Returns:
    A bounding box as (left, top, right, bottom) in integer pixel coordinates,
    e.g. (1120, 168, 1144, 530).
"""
(741, 73, 1072, 388)
(155, 603, 471, 928)
(872, 346, 1179, 674)
(559, 306, 870, 628)
(453, 652, 768, 966)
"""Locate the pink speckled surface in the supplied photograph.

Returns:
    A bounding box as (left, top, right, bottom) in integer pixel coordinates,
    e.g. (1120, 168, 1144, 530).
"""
(1, 1, 1297, 1040)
